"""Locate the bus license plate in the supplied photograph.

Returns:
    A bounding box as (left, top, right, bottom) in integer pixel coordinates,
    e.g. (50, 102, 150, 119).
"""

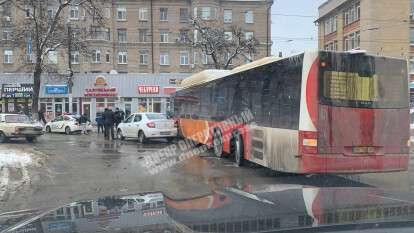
(353, 146, 375, 154)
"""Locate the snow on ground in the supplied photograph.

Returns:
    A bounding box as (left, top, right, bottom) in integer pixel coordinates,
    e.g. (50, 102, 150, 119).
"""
(0, 150, 33, 168)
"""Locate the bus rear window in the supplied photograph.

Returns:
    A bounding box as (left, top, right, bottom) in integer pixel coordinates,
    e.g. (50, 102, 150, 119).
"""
(319, 52, 408, 109)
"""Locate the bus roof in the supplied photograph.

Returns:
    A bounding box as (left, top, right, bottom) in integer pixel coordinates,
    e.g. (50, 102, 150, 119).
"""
(180, 56, 284, 89)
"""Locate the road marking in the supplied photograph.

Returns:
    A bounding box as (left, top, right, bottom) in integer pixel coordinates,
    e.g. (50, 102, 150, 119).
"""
(0, 167, 10, 200)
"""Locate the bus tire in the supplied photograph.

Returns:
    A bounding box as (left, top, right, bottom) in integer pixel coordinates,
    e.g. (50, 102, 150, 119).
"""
(233, 132, 244, 166)
(213, 129, 223, 158)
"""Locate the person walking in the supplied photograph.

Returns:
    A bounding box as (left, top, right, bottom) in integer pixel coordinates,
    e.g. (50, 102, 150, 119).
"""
(78, 113, 90, 135)
(38, 108, 47, 125)
(95, 113, 104, 134)
(114, 107, 125, 128)
(103, 108, 115, 140)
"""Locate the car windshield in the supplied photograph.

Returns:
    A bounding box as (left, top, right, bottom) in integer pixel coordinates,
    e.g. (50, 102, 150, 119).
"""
(3, 1, 414, 233)
(5, 115, 32, 123)
(146, 113, 167, 120)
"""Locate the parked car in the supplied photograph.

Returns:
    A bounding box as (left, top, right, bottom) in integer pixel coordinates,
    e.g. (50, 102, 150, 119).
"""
(45, 115, 92, 135)
(116, 112, 177, 143)
(0, 113, 43, 143)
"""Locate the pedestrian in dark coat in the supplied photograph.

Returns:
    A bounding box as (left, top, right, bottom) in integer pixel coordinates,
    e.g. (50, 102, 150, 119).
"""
(103, 108, 115, 139)
(95, 113, 104, 134)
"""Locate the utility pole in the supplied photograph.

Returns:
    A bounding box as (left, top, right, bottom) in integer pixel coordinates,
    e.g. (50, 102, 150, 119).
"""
(67, 25, 74, 113)
(150, 0, 154, 73)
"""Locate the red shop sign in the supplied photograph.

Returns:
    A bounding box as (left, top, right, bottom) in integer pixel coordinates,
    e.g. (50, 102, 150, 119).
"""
(84, 87, 118, 97)
(138, 85, 160, 94)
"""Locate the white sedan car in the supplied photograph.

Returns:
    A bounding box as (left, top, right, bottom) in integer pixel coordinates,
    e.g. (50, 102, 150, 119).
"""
(116, 112, 177, 143)
(45, 115, 93, 135)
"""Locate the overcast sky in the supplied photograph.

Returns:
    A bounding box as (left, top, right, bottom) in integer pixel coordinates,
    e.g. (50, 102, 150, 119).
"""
(271, 0, 327, 56)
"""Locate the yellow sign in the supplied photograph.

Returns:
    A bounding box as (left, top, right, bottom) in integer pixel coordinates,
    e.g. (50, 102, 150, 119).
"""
(323, 71, 378, 102)
(94, 76, 108, 86)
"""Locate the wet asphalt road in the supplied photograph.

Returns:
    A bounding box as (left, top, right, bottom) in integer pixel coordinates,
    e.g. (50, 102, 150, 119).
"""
(0, 132, 413, 213)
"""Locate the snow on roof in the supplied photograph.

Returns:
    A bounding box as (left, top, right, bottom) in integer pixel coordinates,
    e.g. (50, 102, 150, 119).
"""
(180, 56, 283, 89)
(180, 69, 232, 89)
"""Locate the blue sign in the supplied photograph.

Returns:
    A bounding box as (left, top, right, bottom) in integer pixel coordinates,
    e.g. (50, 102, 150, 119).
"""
(48, 222, 71, 230)
(45, 85, 68, 94)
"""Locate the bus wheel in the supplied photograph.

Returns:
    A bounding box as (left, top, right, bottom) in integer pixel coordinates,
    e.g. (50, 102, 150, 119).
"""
(213, 129, 223, 158)
(233, 133, 244, 166)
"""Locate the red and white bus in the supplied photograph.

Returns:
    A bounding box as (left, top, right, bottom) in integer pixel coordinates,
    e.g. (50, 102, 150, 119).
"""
(172, 51, 410, 174)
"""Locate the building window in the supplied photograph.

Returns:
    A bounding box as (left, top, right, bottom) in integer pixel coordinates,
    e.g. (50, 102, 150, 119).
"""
(69, 6, 79, 20)
(410, 57, 414, 73)
(245, 32, 254, 40)
(160, 30, 169, 43)
(47, 7, 55, 18)
(180, 8, 189, 22)
(118, 51, 127, 64)
(139, 29, 149, 42)
(410, 28, 414, 44)
(224, 31, 233, 41)
(139, 8, 149, 21)
(344, 31, 360, 50)
(2, 29, 12, 40)
(179, 30, 189, 43)
(139, 50, 149, 65)
(160, 52, 169, 65)
(24, 5, 32, 18)
(180, 51, 189, 65)
(70, 51, 79, 64)
(193, 7, 198, 18)
(91, 26, 110, 40)
(47, 50, 58, 64)
(105, 51, 110, 63)
(245, 10, 254, 24)
(202, 54, 209, 65)
(324, 15, 337, 35)
(201, 7, 211, 20)
(160, 8, 168, 21)
(92, 49, 101, 63)
(224, 9, 232, 23)
(193, 52, 198, 64)
(3, 49, 13, 64)
(411, 0, 414, 14)
(343, 2, 360, 26)
(117, 8, 126, 21)
(117, 29, 127, 42)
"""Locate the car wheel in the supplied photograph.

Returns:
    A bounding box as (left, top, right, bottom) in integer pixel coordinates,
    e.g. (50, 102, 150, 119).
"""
(213, 129, 223, 158)
(26, 137, 36, 143)
(167, 137, 175, 143)
(117, 129, 125, 141)
(46, 126, 51, 133)
(65, 126, 71, 135)
(138, 131, 147, 144)
(233, 133, 244, 166)
(0, 132, 7, 143)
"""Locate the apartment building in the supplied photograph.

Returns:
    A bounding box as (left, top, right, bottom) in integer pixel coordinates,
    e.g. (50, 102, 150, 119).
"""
(316, 0, 410, 60)
(0, 0, 273, 74)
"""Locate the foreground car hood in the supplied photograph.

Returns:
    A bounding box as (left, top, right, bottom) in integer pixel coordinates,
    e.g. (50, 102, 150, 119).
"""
(2, 187, 414, 233)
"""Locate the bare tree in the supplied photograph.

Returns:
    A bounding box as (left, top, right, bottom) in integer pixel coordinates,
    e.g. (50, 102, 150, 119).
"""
(4, 0, 104, 119)
(189, 18, 259, 70)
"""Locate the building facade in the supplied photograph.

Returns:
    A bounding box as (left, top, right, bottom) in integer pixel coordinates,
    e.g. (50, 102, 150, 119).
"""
(0, 73, 187, 122)
(0, 0, 273, 74)
(316, 0, 410, 62)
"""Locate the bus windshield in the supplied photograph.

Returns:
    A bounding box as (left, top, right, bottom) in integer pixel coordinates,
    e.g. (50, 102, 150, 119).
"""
(319, 52, 408, 109)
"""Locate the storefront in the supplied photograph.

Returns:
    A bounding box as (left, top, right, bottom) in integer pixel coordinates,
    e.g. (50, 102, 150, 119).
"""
(41, 85, 70, 121)
(0, 73, 187, 123)
(1, 83, 33, 114)
(71, 73, 186, 122)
